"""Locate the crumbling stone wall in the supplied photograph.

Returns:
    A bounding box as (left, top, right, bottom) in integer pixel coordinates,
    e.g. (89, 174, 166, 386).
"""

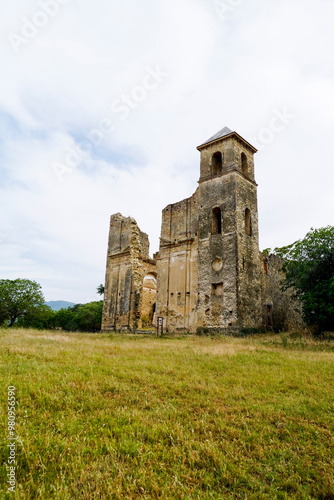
(156, 129, 263, 333)
(102, 214, 156, 331)
(103, 128, 304, 334)
(156, 193, 199, 333)
(260, 253, 303, 331)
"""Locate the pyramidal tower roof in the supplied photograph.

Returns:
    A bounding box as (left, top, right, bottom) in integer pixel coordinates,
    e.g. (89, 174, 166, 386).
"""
(197, 126, 257, 152)
(202, 126, 233, 144)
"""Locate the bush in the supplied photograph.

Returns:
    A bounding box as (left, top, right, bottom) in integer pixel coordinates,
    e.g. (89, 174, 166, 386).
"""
(274, 226, 334, 333)
(53, 301, 103, 332)
(17, 305, 55, 330)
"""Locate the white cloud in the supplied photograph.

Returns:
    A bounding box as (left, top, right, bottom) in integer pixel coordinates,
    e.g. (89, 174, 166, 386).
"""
(0, 0, 334, 302)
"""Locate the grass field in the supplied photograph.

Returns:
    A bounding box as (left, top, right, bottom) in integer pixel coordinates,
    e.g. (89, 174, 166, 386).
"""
(0, 329, 333, 499)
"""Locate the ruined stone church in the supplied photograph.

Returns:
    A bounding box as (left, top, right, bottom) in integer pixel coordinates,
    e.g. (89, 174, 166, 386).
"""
(102, 127, 301, 333)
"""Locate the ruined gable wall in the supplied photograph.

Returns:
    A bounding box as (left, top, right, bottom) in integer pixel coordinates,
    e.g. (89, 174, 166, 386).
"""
(139, 231, 150, 259)
(102, 214, 133, 330)
(156, 191, 199, 333)
(102, 214, 156, 331)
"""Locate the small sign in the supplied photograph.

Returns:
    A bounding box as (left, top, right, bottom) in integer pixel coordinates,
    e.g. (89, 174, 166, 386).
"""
(157, 317, 163, 337)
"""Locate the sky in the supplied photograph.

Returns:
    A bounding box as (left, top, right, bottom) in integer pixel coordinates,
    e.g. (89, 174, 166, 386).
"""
(1, 0, 334, 304)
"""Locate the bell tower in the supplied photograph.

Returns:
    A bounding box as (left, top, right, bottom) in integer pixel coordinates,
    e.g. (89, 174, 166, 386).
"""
(196, 127, 262, 332)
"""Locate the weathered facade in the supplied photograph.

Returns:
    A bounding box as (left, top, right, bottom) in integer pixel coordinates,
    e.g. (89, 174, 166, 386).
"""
(156, 127, 262, 333)
(102, 127, 302, 333)
(101, 214, 156, 331)
(260, 253, 303, 331)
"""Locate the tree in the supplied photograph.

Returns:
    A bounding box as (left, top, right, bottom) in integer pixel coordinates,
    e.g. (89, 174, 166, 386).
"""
(16, 304, 55, 330)
(274, 226, 334, 333)
(52, 307, 76, 331)
(74, 301, 103, 332)
(53, 301, 103, 332)
(96, 284, 105, 296)
(0, 279, 46, 327)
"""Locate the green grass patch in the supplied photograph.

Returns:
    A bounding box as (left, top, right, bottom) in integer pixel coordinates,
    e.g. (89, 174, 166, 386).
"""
(0, 329, 333, 499)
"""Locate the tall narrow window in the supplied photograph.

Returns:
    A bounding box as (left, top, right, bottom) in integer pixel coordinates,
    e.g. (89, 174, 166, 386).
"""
(241, 152, 248, 176)
(245, 208, 252, 236)
(212, 207, 222, 235)
(212, 152, 222, 176)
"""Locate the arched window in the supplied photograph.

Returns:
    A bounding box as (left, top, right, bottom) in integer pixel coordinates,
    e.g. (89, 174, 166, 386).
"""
(212, 207, 222, 235)
(245, 208, 252, 236)
(211, 152, 223, 176)
(141, 274, 158, 325)
(241, 152, 248, 176)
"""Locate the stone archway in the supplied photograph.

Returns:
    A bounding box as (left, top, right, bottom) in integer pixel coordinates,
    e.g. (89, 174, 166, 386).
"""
(140, 273, 157, 328)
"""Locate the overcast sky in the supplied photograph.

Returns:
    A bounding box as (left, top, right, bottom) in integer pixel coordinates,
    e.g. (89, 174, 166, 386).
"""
(1, 0, 333, 303)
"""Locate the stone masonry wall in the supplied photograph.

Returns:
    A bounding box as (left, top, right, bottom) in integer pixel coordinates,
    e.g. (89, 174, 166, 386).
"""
(103, 129, 303, 334)
(102, 214, 156, 331)
(156, 193, 199, 333)
(260, 253, 303, 331)
(195, 133, 262, 333)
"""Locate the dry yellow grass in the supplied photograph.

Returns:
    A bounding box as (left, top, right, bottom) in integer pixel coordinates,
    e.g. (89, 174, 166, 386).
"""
(0, 328, 333, 499)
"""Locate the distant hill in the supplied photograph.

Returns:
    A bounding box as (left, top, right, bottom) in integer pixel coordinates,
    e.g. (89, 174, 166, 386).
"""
(46, 301, 76, 311)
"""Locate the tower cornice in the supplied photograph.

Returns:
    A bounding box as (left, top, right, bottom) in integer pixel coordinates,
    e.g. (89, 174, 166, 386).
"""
(198, 168, 258, 187)
(197, 128, 257, 153)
